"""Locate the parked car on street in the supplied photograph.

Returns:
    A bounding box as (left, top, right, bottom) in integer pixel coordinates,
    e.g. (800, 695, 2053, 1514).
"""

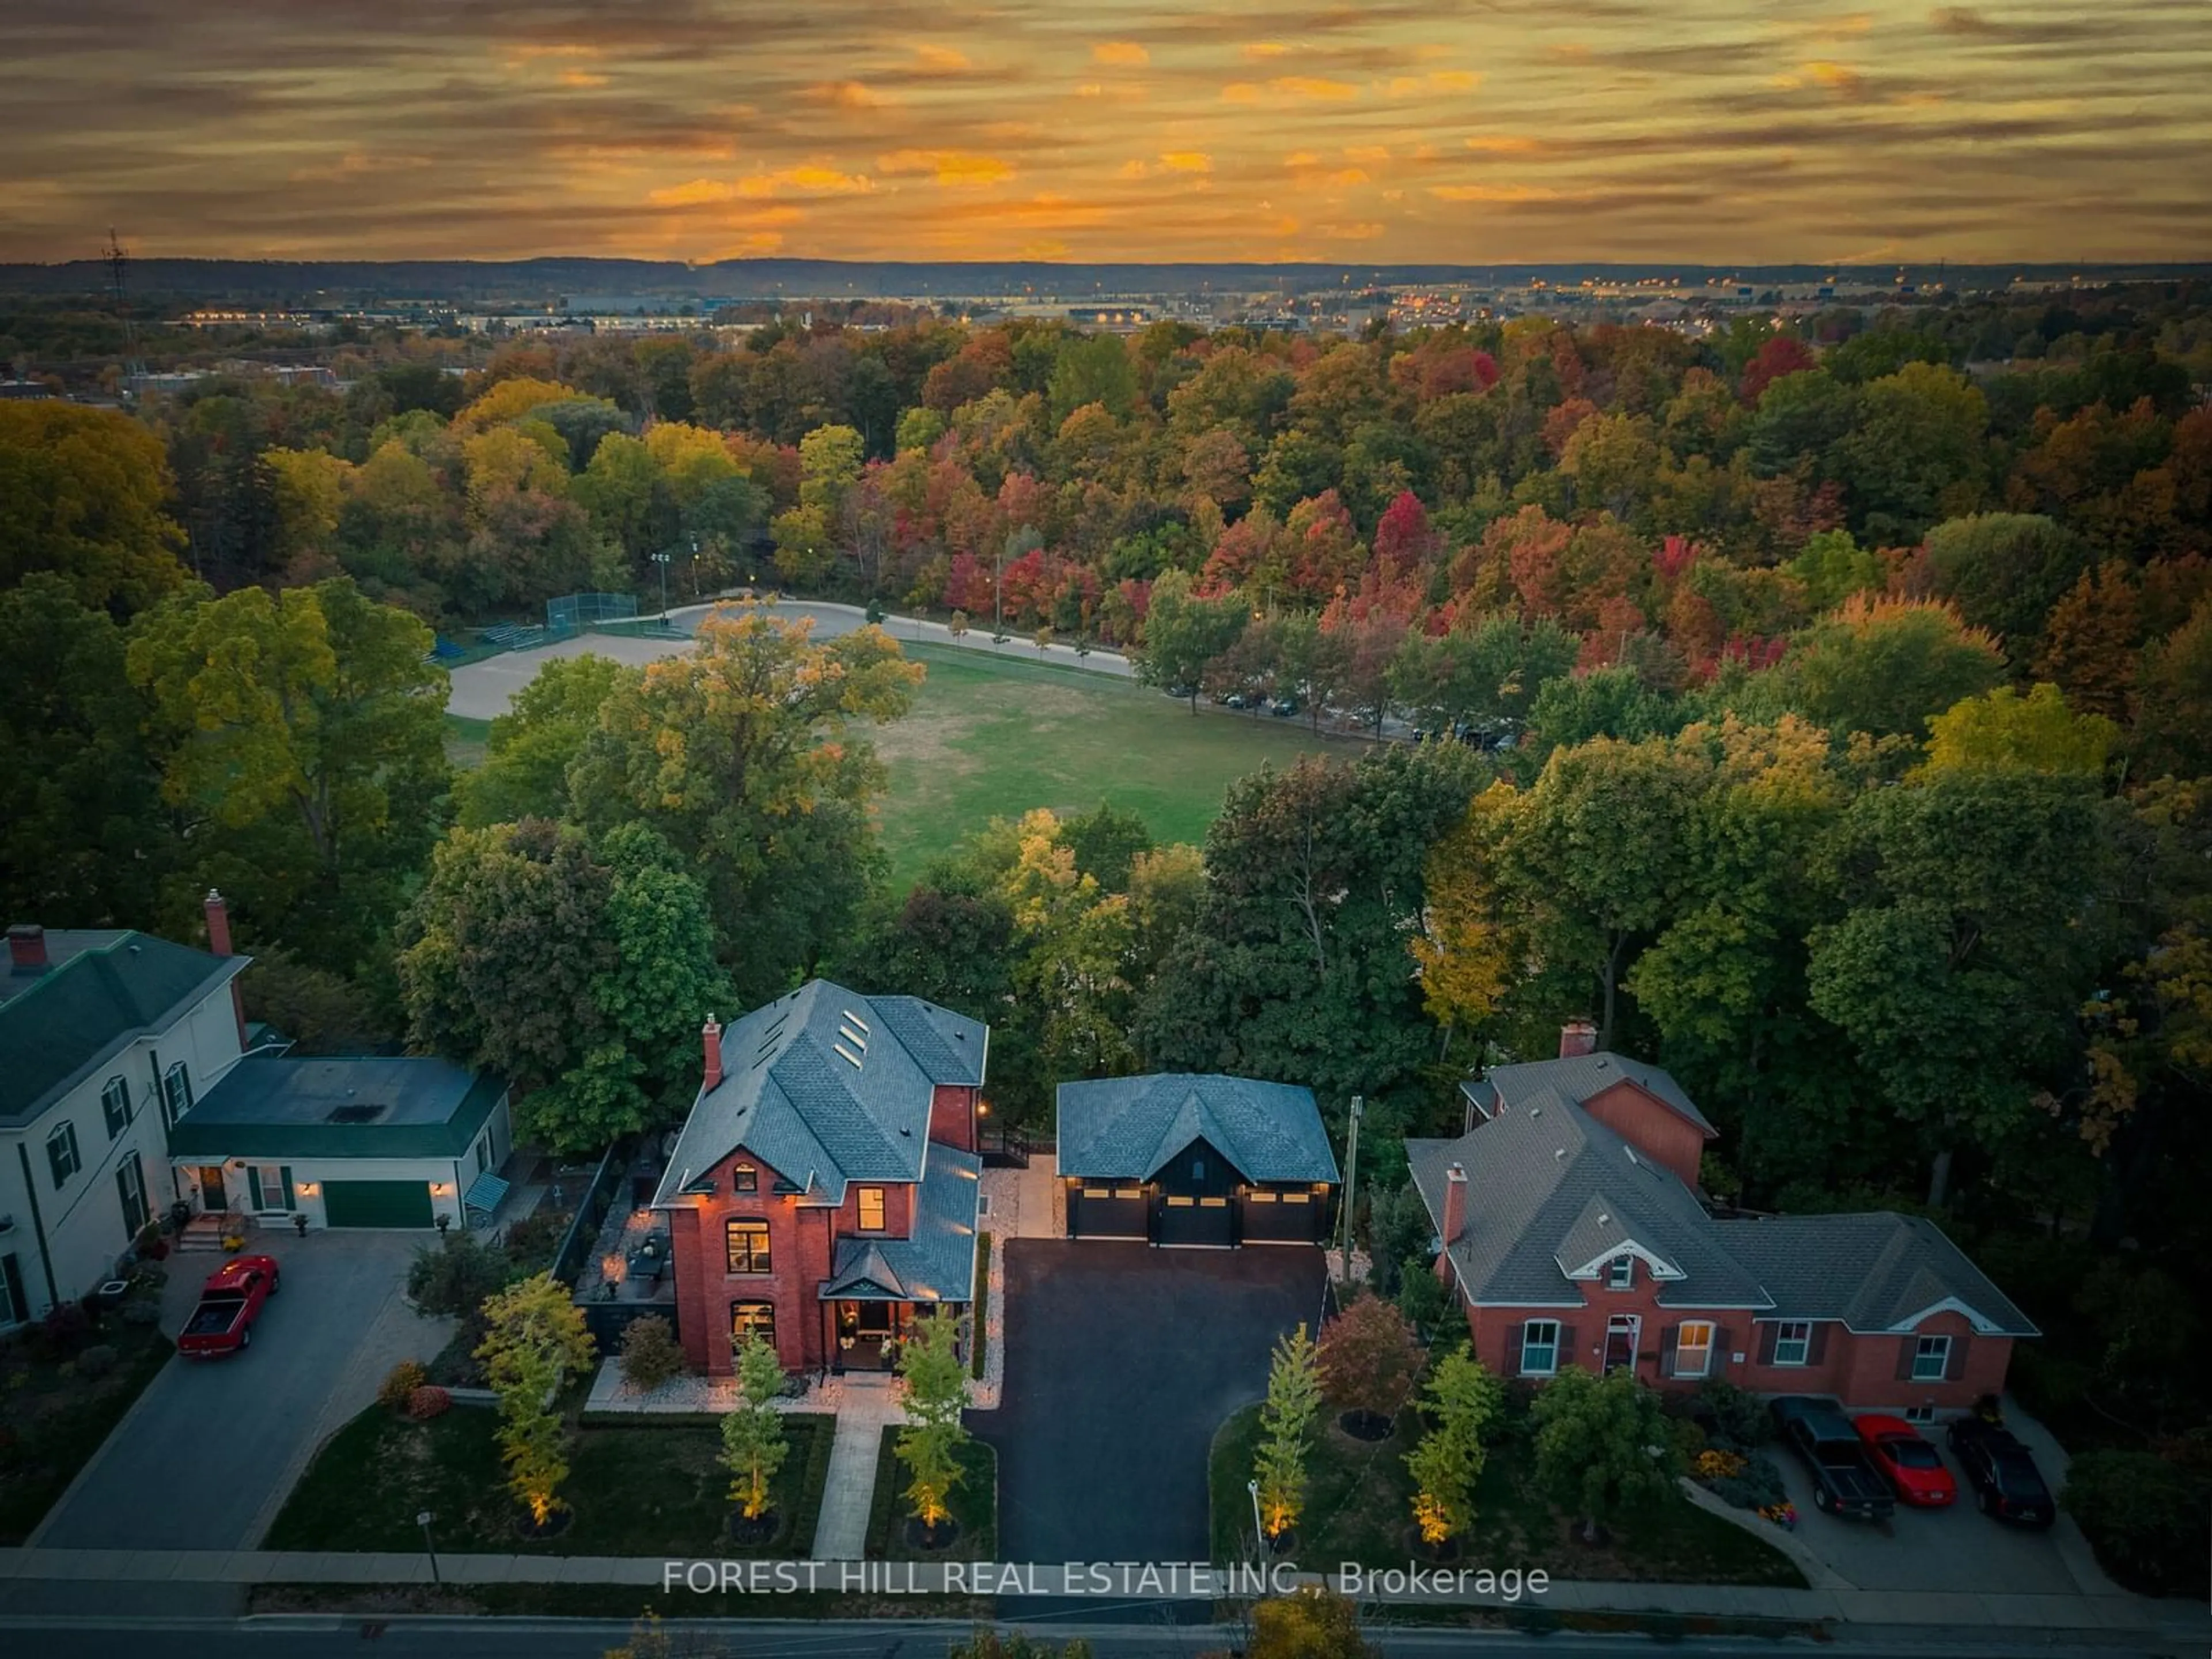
(1771, 1395, 1897, 1521)
(1854, 1414, 1957, 1507)
(176, 1254, 280, 1357)
(1269, 696, 1298, 717)
(1948, 1415, 2056, 1527)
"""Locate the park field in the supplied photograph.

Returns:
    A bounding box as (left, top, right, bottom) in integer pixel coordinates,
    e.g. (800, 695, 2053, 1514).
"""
(874, 643, 1350, 882)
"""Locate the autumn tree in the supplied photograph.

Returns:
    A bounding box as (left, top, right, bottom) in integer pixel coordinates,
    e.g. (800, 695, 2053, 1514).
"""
(2135, 597, 2212, 781)
(1317, 1296, 1426, 1434)
(895, 1309, 972, 1535)
(0, 402, 189, 613)
(1406, 1341, 1505, 1547)
(1920, 683, 2118, 777)
(721, 1330, 790, 1522)
(2033, 561, 2139, 724)
(1410, 783, 1521, 1047)
(1785, 596, 2006, 740)
(1248, 1589, 1379, 1659)
(1531, 1366, 1680, 1543)
(476, 1272, 597, 1527)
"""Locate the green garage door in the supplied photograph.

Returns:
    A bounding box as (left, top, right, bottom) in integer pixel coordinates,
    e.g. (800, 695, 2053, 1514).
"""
(322, 1180, 435, 1229)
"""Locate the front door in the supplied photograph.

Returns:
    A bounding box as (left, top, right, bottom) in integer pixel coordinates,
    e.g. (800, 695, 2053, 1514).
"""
(196, 1165, 228, 1214)
(841, 1302, 900, 1370)
(1604, 1313, 1641, 1374)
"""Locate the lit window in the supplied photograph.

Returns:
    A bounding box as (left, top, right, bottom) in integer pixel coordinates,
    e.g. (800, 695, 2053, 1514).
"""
(1607, 1255, 1634, 1290)
(46, 1122, 80, 1188)
(1675, 1320, 1715, 1378)
(1773, 1320, 1813, 1366)
(1521, 1319, 1560, 1377)
(731, 1301, 775, 1350)
(1911, 1334, 1952, 1381)
(101, 1077, 130, 1139)
(725, 1219, 772, 1274)
(732, 1164, 758, 1195)
(857, 1187, 886, 1233)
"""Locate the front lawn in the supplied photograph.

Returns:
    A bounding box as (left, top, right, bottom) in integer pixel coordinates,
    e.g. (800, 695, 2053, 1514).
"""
(0, 1306, 175, 1544)
(267, 1405, 835, 1557)
(863, 1425, 997, 1561)
(1208, 1403, 1804, 1588)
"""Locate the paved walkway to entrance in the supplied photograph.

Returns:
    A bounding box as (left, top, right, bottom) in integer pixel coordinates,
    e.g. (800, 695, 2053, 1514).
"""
(809, 1380, 910, 1562)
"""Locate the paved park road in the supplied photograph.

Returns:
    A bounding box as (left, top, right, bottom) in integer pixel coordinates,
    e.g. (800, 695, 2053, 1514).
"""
(445, 598, 1134, 722)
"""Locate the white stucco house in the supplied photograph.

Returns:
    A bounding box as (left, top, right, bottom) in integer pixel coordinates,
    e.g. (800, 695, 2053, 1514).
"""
(1, 895, 512, 1332)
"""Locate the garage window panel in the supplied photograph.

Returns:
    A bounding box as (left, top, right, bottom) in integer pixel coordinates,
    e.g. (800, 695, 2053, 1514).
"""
(726, 1219, 772, 1274)
(1113, 1186, 1141, 1199)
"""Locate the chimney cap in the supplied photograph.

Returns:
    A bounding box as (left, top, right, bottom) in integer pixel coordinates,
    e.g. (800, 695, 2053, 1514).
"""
(1445, 1162, 1467, 1182)
(206, 888, 224, 904)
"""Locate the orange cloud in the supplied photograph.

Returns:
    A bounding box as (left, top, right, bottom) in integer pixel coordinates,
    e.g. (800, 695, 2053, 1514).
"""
(557, 70, 608, 89)
(808, 81, 889, 109)
(1388, 70, 1479, 96)
(877, 149, 1016, 186)
(1092, 41, 1149, 67)
(1241, 42, 1290, 60)
(649, 167, 872, 205)
(1430, 183, 1564, 203)
(1465, 135, 1545, 156)
(913, 44, 971, 72)
(1273, 75, 1359, 100)
(1158, 151, 1211, 174)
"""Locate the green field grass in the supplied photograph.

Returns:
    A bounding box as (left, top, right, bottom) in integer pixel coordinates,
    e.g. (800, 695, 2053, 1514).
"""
(873, 643, 1351, 884)
(444, 713, 491, 770)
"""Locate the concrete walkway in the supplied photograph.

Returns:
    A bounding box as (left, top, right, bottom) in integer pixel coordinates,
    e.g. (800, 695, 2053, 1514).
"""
(809, 1381, 910, 1562)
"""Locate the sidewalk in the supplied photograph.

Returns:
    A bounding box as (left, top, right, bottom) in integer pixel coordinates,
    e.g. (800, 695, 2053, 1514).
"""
(809, 1384, 908, 1562)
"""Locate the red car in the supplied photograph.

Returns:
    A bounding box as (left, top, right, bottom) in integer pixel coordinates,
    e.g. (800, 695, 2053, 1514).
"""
(1854, 1414, 1957, 1507)
(176, 1255, 280, 1357)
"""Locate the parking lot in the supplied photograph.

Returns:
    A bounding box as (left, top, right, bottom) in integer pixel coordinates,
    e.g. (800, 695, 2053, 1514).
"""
(1772, 1408, 2124, 1597)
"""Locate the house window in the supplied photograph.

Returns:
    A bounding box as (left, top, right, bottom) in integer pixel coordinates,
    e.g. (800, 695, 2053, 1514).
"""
(1911, 1334, 1952, 1381)
(161, 1062, 193, 1125)
(857, 1187, 886, 1233)
(1606, 1255, 1635, 1290)
(1675, 1320, 1715, 1379)
(1191, 1157, 1206, 1180)
(731, 1300, 775, 1349)
(725, 1219, 772, 1274)
(1904, 1404, 1936, 1425)
(1772, 1320, 1813, 1367)
(733, 1164, 759, 1195)
(248, 1165, 293, 1213)
(116, 1157, 149, 1238)
(0, 1252, 26, 1328)
(46, 1122, 80, 1188)
(1520, 1319, 1561, 1377)
(101, 1077, 130, 1139)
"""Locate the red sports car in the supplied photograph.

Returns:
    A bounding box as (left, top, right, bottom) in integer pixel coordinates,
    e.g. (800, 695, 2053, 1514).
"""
(1854, 1414, 1957, 1507)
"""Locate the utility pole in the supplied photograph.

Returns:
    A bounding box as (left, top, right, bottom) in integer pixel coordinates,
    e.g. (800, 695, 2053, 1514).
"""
(1338, 1094, 1363, 1280)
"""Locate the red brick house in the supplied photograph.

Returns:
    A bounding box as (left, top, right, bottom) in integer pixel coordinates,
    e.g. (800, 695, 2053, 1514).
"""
(651, 981, 986, 1378)
(1407, 1025, 2033, 1418)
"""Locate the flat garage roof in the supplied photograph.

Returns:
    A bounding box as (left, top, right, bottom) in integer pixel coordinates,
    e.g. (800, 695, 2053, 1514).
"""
(166, 1055, 506, 1161)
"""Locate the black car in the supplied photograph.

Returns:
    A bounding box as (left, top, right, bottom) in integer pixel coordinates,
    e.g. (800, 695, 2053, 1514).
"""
(1947, 1416, 2055, 1527)
(1770, 1395, 1896, 1522)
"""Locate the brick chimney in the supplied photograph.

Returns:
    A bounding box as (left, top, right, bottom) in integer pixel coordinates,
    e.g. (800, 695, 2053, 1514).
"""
(702, 1016, 724, 1092)
(1434, 1162, 1468, 1285)
(7, 924, 47, 971)
(204, 889, 249, 1051)
(1559, 1020, 1598, 1059)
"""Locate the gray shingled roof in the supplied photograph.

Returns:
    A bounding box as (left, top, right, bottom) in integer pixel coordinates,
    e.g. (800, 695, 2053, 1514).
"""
(1484, 1051, 1717, 1136)
(1, 929, 246, 1126)
(1408, 1087, 1770, 1310)
(653, 980, 986, 1207)
(1719, 1213, 2039, 1335)
(1056, 1074, 1340, 1184)
(820, 1141, 982, 1304)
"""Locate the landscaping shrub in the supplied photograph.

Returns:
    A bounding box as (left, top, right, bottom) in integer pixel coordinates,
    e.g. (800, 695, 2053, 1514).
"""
(501, 1207, 574, 1268)
(407, 1232, 513, 1319)
(1709, 1453, 1787, 1513)
(118, 1300, 161, 1327)
(406, 1385, 453, 1421)
(1694, 1378, 1770, 1449)
(37, 1303, 89, 1358)
(74, 1344, 118, 1380)
(619, 1315, 684, 1393)
(425, 1317, 488, 1388)
(378, 1360, 428, 1412)
(2062, 1449, 2212, 1598)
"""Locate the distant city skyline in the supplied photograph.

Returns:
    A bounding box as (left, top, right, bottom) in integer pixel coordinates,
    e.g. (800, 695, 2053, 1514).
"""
(2, 1, 2207, 267)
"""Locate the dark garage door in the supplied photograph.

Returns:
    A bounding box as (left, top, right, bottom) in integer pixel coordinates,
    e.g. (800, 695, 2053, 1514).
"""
(1157, 1194, 1234, 1247)
(322, 1179, 435, 1229)
(1070, 1184, 1147, 1239)
(1241, 1188, 1323, 1243)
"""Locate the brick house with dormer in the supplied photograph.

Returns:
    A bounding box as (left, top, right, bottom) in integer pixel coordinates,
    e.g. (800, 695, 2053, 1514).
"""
(1407, 1022, 2035, 1419)
(653, 981, 986, 1378)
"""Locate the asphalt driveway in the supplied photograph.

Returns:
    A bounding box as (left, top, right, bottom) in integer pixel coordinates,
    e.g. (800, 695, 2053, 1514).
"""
(31, 1230, 449, 1551)
(972, 1238, 1325, 1563)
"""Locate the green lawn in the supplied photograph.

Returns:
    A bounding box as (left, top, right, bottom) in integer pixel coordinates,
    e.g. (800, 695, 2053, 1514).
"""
(267, 1404, 835, 1558)
(864, 1424, 997, 1561)
(874, 644, 1352, 884)
(443, 713, 491, 770)
(0, 1313, 175, 1544)
(1207, 1402, 1804, 1588)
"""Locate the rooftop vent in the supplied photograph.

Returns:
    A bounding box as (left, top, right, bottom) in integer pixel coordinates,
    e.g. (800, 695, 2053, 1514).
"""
(832, 1042, 863, 1069)
(841, 1009, 870, 1034)
(1598, 1211, 1611, 1226)
(325, 1103, 387, 1125)
(1554, 1147, 1567, 1161)
(1529, 1104, 1541, 1118)
(1625, 1146, 1641, 1165)
(837, 1020, 868, 1051)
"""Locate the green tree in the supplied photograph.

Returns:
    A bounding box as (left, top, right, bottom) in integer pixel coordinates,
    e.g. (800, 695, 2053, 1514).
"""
(1253, 1323, 1322, 1540)
(895, 1309, 972, 1532)
(2135, 597, 2212, 781)
(125, 577, 449, 971)
(475, 1272, 596, 1526)
(1921, 513, 2088, 662)
(1406, 1342, 1505, 1546)
(1135, 568, 1249, 711)
(1785, 595, 2006, 740)
(1395, 1257, 1450, 1340)
(721, 1330, 790, 1521)
(569, 601, 922, 1002)
(457, 653, 631, 828)
(1786, 529, 1882, 613)
(1047, 334, 1139, 422)
(1529, 1365, 1680, 1543)
(1921, 683, 2118, 777)
(1842, 362, 1990, 544)
(0, 402, 189, 613)
(1523, 665, 1678, 766)
(407, 1232, 514, 1317)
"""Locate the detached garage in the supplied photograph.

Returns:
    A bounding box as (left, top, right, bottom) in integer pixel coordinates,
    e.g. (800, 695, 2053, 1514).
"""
(167, 1055, 510, 1231)
(1056, 1074, 1339, 1248)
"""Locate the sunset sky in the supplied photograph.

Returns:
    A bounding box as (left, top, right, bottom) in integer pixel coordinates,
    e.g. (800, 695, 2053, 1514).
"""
(2, 1, 2206, 266)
